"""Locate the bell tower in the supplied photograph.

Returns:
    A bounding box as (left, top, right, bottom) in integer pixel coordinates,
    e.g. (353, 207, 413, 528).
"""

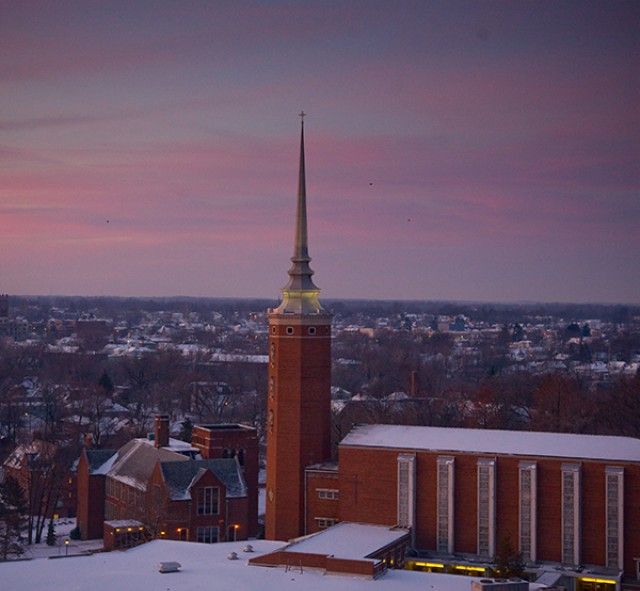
(265, 114, 332, 541)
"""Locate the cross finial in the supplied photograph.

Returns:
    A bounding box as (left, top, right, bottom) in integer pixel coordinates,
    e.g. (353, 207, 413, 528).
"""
(299, 110, 306, 121)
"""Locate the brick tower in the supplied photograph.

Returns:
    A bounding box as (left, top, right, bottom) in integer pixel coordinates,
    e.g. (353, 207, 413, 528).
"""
(265, 114, 332, 541)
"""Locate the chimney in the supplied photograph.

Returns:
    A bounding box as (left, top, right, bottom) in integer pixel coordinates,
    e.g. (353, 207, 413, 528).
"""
(154, 414, 170, 449)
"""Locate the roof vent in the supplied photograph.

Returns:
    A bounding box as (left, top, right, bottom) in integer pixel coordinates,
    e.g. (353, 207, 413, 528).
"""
(158, 561, 181, 573)
(227, 551, 239, 560)
(242, 544, 254, 553)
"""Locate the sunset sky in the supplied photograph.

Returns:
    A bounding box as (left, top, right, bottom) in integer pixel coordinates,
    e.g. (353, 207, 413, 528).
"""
(1, 1, 638, 303)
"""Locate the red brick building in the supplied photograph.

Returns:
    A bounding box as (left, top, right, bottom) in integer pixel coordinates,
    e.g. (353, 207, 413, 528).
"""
(264, 120, 640, 590)
(265, 114, 332, 541)
(76, 416, 258, 547)
(191, 423, 259, 537)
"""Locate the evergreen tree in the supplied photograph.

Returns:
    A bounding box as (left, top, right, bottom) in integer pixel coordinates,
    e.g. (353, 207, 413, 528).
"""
(493, 535, 525, 579)
(98, 371, 114, 394)
(46, 519, 56, 546)
(0, 476, 27, 559)
(179, 418, 193, 442)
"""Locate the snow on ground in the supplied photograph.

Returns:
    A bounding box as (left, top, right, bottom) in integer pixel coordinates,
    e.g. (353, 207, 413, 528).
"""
(20, 519, 103, 560)
(2, 538, 494, 591)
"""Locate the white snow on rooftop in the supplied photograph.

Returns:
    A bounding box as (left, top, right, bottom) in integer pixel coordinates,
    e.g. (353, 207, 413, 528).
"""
(0, 539, 502, 591)
(283, 523, 409, 562)
(340, 424, 640, 462)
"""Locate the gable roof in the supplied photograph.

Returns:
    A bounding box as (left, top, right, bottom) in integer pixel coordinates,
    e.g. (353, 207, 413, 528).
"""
(340, 424, 640, 463)
(108, 439, 188, 490)
(160, 458, 247, 501)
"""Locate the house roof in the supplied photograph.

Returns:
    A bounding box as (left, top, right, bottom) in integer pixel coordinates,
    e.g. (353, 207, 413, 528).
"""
(84, 449, 117, 474)
(340, 424, 640, 463)
(108, 439, 188, 490)
(160, 458, 247, 501)
(3, 440, 56, 470)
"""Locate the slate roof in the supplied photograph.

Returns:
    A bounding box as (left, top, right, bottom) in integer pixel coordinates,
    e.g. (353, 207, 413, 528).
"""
(160, 458, 247, 501)
(85, 449, 116, 473)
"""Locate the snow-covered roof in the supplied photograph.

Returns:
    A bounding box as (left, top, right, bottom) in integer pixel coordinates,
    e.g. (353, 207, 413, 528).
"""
(282, 523, 409, 562)
(0, 539, 498, 591)
(340, 424, 640, 463)
(160, 458, 247, 501)
(108, 439, 188, 490)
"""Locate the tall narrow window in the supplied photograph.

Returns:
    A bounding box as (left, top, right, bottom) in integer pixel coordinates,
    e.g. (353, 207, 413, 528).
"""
(561, 463, 581, 566)
(605, 466, 624, 570)
(519, 461, 537, 563)
(477, 458, 496, 558)
(397, 454, 416, 530)
(437, 456, 455, 554)
(197, 486, 219, 516)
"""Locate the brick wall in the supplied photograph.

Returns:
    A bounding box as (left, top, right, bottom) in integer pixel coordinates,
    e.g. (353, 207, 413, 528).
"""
(76, 451, 106, 539)
(304, 469, 340, 534)
(265, 317, 332, 541)
(338, 444, 640, 577)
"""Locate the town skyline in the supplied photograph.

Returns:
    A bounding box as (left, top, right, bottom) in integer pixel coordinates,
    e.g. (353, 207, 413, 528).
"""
(1, 1, 638, 304)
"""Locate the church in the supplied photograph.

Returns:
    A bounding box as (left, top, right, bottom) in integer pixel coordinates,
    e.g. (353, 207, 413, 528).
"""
(257, 116, 640, 591)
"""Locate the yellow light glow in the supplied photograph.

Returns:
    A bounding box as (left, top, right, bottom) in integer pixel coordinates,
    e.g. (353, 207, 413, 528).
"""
(454, 565, 486, 572)
(160, 531, 166, 535)
(115, 528, 120, 533)
(234, 524, 239, 529)
(127, 527, 132, 532)
(412, 561, 444, 568)
(580, 577, 617, 584)
(138, 527, 144, 531)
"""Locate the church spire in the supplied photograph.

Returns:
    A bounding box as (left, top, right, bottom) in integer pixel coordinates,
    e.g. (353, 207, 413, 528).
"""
(294, 111, 309, 262)
(274, 113, 324, 315)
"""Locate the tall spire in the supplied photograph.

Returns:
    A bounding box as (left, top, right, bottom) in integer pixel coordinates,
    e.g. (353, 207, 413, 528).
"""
(294, 111, 308, 261)
(274, 113, 324, 315)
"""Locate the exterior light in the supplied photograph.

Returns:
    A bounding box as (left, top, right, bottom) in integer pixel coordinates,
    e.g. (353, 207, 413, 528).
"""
(581, 578, 617, 585)
(454, 565, 485, 572)
(160, 531, 166, 536)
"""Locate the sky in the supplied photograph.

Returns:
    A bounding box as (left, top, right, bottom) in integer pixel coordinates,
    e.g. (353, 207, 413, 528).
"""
(1, 1, 639, 304)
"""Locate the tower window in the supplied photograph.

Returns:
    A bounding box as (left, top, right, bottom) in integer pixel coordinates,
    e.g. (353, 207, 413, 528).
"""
(308, 326, 317, 335)
(286, 326, 294, 335)
(271, 326, 276, 334)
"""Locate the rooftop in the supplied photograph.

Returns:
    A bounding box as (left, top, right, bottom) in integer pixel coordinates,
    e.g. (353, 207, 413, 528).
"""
(0, 539, 508, 591)
(282, 523, 409, 562)
(340, 424, 640, 462)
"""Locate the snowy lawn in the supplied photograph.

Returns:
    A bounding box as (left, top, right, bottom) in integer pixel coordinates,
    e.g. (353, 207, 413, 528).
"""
(20, 518, 103, 560)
